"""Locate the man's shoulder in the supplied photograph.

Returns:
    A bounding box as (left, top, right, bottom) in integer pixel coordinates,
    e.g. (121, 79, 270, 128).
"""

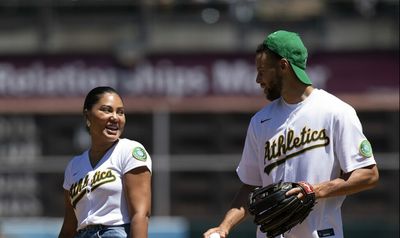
(254, 99, 279, 116)
(247, 100, 278, 127)
(313, 89, 355, 112)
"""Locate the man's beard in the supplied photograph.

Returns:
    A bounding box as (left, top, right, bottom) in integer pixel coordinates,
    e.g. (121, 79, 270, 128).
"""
(266, 89, 280, 101)
(265, 78, 282, 101)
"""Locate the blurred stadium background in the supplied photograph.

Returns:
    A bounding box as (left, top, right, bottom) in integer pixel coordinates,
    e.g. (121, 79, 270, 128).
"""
(0, 0, 398, 237)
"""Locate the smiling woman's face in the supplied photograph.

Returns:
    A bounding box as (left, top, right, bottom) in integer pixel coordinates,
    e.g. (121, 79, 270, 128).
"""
(86, 92, 126, 143)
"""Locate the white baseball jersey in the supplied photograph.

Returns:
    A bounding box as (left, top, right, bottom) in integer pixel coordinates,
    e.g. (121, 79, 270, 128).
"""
(237, 89, 376, 238)
(63, 138, 152, 231)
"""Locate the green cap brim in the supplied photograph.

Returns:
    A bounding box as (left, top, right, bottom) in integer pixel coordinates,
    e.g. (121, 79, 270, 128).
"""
(291, 63, 312, 85)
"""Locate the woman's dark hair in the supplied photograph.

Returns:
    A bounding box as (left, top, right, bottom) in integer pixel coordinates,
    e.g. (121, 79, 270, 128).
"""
(83, 86, 119, 112)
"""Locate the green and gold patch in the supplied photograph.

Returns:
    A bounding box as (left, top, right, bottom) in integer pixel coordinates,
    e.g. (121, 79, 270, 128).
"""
(359, 140, 372, 158)
(132, 147, 147, 161)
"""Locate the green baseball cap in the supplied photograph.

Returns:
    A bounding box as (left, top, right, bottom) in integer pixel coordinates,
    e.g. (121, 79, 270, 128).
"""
(263, 30, 312, 85)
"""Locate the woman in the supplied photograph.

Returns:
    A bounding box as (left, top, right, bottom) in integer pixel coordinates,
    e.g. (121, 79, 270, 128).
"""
(59, 86, 152, 238)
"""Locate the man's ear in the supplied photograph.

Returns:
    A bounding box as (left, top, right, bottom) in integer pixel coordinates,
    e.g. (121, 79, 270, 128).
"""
(279, 59, 290, 70)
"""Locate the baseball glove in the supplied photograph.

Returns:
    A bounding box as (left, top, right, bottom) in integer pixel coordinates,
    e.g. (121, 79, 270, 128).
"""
(247, 181, 316, 238)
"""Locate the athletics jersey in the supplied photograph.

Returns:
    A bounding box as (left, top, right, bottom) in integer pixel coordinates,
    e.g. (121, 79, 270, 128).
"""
(63, 138, 152, 231)
(237, 89, 376, 238)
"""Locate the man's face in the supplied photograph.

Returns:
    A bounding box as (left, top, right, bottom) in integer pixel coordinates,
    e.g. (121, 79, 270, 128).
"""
(256, 52, 282, 101)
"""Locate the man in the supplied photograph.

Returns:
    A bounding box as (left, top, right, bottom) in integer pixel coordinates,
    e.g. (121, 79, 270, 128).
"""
(203, 30, 379, 238)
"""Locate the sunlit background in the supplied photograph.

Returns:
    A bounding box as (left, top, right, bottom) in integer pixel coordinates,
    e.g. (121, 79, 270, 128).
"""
(0, 0, 398, 237)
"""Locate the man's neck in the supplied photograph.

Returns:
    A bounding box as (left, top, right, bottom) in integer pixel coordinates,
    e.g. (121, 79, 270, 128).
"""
(282, 85, 314, 104)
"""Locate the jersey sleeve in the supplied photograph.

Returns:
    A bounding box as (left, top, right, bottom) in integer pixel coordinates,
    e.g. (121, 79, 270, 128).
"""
(120, 141, 152, 174)
(236, 118, 263, 186)
(334, 107, 376, 173)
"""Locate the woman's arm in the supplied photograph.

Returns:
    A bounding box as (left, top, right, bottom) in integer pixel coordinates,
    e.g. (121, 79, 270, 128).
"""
(58, 190, 77, 238)
(123, 166, 152, 238)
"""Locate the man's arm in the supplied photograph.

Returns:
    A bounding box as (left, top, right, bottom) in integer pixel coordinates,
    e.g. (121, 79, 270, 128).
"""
(203, 183, 258, 238)
(288, 164, 379, 199)
(314, 164, 379, 198)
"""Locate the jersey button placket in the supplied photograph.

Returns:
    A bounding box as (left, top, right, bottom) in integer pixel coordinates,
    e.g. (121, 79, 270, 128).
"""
(284, 110, 296, 181)
(282, 124, 289, 181)
(87, 172, 93, 217)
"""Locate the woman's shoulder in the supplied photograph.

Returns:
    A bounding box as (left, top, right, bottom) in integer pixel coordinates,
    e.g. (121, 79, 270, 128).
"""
(118, 138, 145, 148)
(65, 150, 88, 171)
(117, 138, 151, 165)
(117, 138, 149, 156)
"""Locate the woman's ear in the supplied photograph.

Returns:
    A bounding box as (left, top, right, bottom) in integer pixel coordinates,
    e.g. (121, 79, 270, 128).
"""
(84, 109, 90, 127)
